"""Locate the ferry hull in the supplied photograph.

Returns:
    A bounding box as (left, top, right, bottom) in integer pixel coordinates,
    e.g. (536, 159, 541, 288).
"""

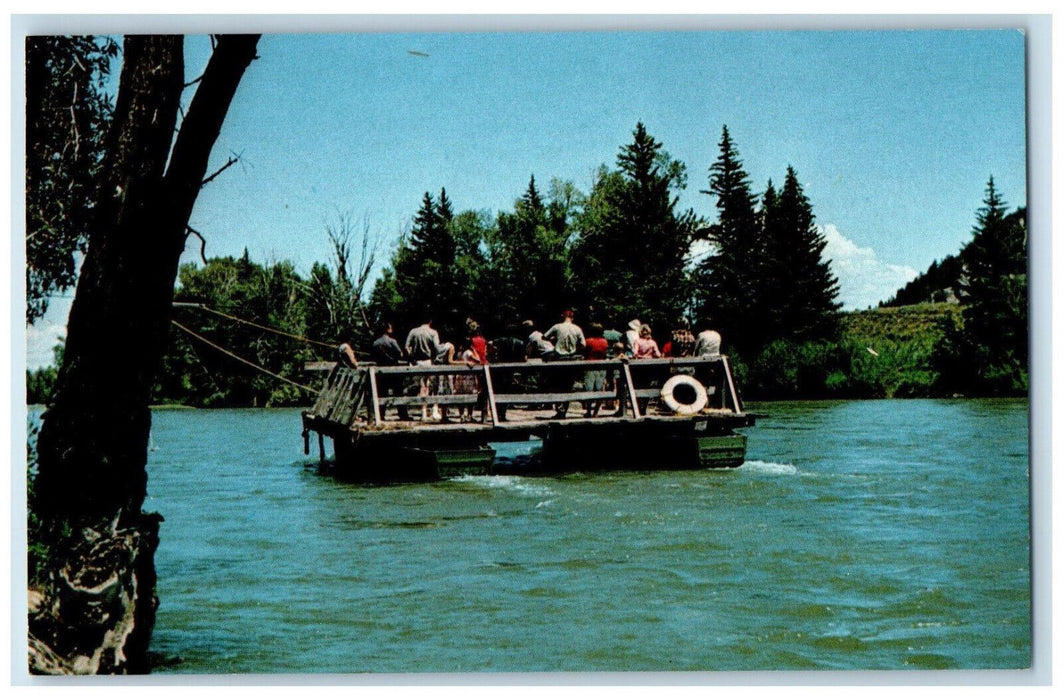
(696, 433, 747, 469)
(323, 421, 748, 482)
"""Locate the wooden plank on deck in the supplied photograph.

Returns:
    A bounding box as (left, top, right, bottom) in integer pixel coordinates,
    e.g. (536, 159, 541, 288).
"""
(379, 394, 483, 407)
(492, 390, 617, 405)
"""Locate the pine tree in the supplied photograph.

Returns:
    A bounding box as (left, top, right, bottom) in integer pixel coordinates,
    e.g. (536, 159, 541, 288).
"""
(696, 125, 763, 357)
(573, 122, 695, 329)
(763, 166, 841, 342)
(437, 186, 454, 223)
(756, 179, 782, 330)
(952, 178, 1028, 393)
(406, 190, 454, 268)
(522, 173, 544, 213)
(487, 175, 574, 329)
(386, 189, 463, 338)
(759, 179, 778, 231)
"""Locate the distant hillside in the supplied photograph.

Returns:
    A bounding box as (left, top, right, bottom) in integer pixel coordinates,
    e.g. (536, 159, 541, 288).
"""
(880, 254, 964, 307)
(880, 206, 1026, 308)
(842, 302, 961, 347)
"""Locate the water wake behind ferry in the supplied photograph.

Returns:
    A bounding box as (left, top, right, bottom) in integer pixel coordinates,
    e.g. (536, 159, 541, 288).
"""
(450, 474, 555, 497)
(739, 459, 798, 475)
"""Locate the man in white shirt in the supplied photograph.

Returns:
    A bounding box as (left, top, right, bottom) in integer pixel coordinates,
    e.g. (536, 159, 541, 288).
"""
(542, 310, 586, 418)
(544, 309, 586, 359)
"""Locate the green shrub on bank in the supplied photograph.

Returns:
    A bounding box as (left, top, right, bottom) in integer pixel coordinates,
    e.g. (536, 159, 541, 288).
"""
(738, 303, 973, 400)
(741, 340, 845, 399)
(840, 304, 959, 398)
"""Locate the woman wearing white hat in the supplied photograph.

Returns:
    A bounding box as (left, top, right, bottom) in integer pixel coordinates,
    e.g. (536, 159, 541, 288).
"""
(625, 318, 641, 357)
(694, 329, 722, 359)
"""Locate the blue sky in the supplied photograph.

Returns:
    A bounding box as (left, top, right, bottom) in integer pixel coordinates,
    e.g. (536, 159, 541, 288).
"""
(26, 28, 1028, 368)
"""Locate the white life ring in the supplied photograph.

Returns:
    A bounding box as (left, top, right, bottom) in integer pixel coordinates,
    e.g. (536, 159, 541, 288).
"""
(660, 375, 709, 415)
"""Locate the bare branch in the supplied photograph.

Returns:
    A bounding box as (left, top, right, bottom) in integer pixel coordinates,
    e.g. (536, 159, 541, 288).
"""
(200, 151, 241, 187)
(325, 211, 354, 290)
(185, 225, 209, 264)
(184, 74, 204, 89)
(164, 35, 258, 212)
(354, 213, 379, 299)
(357, 301, 373, 331)
(313, 210, 382, 337)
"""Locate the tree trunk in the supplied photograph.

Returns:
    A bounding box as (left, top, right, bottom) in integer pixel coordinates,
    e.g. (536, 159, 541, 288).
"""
(31, 34, 259, 674)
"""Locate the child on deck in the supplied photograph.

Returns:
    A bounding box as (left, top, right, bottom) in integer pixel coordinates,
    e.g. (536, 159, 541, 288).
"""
(453, 324, 488, 422)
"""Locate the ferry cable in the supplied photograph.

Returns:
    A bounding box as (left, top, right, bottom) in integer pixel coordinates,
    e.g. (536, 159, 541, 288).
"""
(172, 302, 337, 350)
(170, 319, 317, 393)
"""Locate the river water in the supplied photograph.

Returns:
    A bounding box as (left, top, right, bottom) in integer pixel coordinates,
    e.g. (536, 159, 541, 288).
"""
(132, 399, 1029, 673)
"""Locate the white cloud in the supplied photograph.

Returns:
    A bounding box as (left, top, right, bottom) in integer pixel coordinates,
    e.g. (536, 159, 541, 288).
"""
(820, 223, 918, 310)
(689, 225, 917, 310)
(25, 297, 72, 370)
(687, 237, 715, 265)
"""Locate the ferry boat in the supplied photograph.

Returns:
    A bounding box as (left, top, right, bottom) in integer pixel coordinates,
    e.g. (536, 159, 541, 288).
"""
(301, 356, 755, 482)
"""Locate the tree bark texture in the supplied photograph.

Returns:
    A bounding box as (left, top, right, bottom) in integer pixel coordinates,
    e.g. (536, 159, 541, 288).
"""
(31, 34, 259, 674)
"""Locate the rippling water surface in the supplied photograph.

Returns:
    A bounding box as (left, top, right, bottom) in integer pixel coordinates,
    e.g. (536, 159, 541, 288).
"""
(137, 399, 1029, 673)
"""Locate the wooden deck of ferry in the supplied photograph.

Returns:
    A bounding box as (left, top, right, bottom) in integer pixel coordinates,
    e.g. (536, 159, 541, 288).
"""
(301, 356, 755, 482)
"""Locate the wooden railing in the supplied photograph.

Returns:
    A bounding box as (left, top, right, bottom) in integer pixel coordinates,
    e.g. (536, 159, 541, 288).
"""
(308, 356, 743, 429)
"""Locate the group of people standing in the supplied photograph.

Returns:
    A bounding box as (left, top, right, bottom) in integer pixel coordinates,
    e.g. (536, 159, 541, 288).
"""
(519, 312, 721, 364)
(339, 310, 723, 422)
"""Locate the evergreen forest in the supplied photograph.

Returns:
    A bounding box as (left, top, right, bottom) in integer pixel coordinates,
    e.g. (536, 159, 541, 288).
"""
(28, 121, 1028, 407)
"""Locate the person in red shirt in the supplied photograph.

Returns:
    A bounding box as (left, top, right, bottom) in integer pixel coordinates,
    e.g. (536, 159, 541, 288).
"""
(467, 320, 489, 366)
(584, 322, 610, 360)
(456, 321, 490, 422)
(582, 322, 610, 417)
